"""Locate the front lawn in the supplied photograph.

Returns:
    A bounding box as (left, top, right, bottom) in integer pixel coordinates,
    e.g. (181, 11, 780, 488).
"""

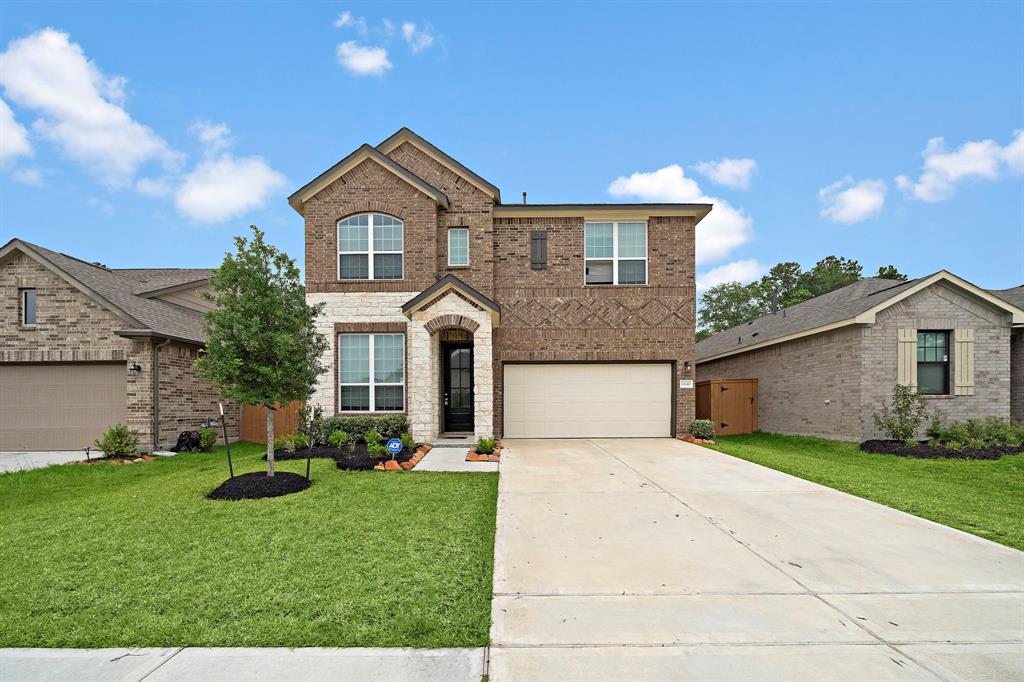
(709, 433, 1024, 551)
(0, 442, 498, 648)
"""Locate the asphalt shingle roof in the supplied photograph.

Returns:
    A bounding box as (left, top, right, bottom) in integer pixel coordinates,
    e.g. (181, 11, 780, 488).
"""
(20, 241, 210, 344)
(696, 277, 921, 361)
(111, 268, 214, 294)
(990, 285, 1024, 311)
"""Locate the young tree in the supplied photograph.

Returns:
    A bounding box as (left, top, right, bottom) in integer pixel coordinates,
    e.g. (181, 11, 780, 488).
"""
(197, 227, 328, 477)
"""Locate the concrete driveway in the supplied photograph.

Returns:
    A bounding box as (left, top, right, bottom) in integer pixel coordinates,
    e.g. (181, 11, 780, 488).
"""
(490, 438, 1024, 681)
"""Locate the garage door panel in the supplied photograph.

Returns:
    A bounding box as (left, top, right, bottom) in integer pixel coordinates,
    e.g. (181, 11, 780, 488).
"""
(504, 363, 672, 438)
(0, 364, 127, 451)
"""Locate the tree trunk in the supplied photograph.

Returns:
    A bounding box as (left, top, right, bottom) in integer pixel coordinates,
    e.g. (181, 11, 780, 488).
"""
(266, 405, 275, 477)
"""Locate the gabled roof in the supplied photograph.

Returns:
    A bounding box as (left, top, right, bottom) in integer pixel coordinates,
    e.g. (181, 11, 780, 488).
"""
(401, 274, 500, 324)
(288, 143, 450, 215)
(112, 268, 213, 295)
(0, 238, 211, 345)
(991, 285, 1024, 318)
(696, 271, 1024, 363)
(377, 127, 501, 202)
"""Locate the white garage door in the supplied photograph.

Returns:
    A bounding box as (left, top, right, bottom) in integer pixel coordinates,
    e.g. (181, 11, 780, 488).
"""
(503, 363, 673, 438)
(0, 363, 127, 451)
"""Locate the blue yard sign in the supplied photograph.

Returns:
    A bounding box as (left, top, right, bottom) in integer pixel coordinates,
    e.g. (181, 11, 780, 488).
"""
(386, 438, 403, 455)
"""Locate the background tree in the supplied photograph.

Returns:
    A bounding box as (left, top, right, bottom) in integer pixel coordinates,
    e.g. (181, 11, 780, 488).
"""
(697, 281, 766, 341)
(875, 265, 908, 281)
(797, 256, 862, 297)
(197, 226, 328, 477)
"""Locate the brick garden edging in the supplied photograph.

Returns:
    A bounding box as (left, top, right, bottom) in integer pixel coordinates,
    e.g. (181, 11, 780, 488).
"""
(466, 441, 502, 462)
(678, 435, 716, 446)
(373, 444, 432, 471)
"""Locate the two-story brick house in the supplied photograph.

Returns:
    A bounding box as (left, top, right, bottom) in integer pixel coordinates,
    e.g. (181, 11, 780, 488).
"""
(289, 129, 709, 441)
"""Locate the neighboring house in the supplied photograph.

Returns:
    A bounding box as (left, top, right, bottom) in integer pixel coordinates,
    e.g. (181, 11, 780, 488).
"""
(0, 238, 240, 452)
(289, 128, 709, 441)
(991, 285, 1024, 424)
(696, 272, 1024, 441)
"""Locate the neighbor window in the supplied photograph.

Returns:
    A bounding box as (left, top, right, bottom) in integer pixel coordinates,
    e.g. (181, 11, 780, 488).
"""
(20, 288, 36, 325)
(448, 227, 469, 266)
(917, 331, 949, 395)
(584, 221, 647, 285)
(338, 213, 403, 280)
(339, 333, 405, 412)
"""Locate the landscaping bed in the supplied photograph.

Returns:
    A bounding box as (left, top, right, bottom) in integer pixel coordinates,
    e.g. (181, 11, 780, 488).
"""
(860, 439, 1023, 460)
(267, 442, 432, 470)
(208, 470, 311, 500)
(69, 454, 158, 466)
(466, 439, 502, 462)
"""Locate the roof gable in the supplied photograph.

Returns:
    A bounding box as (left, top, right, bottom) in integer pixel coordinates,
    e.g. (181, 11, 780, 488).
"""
(288, 144, 450, 215)
(401, 274, 500, 324)
(377, 128, 501, 202)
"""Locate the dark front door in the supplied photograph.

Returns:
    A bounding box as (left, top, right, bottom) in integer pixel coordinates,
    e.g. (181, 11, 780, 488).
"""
(443, 343, 474, 432)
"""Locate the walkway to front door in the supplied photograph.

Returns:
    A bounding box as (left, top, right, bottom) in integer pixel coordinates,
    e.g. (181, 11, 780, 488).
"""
(489, 438, 1023, 681)
(442, 342, 473, 432)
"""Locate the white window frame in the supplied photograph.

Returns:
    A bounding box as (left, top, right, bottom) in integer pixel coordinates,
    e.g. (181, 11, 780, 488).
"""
(583, 221, 648, 286)
(338, 333, 405, 413)
(337, 213, 405, 281)
(21, 288, 36, 326)
(448, 227, 470, 266)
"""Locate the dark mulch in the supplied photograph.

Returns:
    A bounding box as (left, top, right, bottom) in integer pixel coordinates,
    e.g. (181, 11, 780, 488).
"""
(207, 471, 311, 500)
(264, 443, 413, 470)
(859, 440, 1023, 460)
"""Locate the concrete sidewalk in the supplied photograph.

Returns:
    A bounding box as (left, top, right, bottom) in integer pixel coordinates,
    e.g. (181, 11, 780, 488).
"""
(0, 451, 88, 473)
(0, 647, 487, 682)
(490, 438, 1024, 681)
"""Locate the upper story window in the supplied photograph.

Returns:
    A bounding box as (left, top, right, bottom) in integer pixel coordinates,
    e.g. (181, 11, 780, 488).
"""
(448, 227, 469, 266)
(584, 221, 647, 285)
(20, 288, 36, 325)
(338, 213, 403, 280)
(917, 331, 949, 395)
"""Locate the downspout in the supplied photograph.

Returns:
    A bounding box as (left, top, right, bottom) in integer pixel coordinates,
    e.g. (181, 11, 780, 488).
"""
(152, 337, 172, 450)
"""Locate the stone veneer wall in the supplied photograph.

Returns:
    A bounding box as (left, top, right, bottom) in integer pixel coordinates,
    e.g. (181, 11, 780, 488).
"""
(1012, 330, 1024, 424)
(861, 283, 1012, 438)
(697, 325, 864, 441)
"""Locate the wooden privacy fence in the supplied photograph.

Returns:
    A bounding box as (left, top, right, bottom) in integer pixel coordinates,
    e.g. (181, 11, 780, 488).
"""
(240, 401, 304, 443)
(695, 379, 758, 436)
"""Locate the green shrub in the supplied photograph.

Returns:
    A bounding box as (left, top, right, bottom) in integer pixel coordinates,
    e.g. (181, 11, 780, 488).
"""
(475, 437, 497, 454)
(873, 385, 928, 440)
(364, 428, 387, 457)
(927, 415, 1022, 449)
(315, 415, 407, 445)
(328, 429, 352, 449)
(292, 433, 310, 450)
(689, 419, 715, 440)
(198, 427, 218, 452)
(95, 424, 140, 457)
(400, 431, 415, 451)
(272, 433, 309, 453)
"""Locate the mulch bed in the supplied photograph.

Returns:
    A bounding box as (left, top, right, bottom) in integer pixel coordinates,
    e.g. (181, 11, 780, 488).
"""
(69, 455, 157, 466)
(207, 471, 311, 500)
(265, 442, 431, 471)
(679, 435, 716, 445)
(466, 441, 502, 462)
(859, 440, 1024, 460)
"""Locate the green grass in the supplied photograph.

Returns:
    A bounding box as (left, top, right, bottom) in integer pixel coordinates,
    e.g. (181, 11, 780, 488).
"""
(0, 443, 498, 648)
(708, 433, 1024, 551)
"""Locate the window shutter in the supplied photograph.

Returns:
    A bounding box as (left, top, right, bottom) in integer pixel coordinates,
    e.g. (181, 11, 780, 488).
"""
(897, 328, 917, 387)
(954, 328, 975, 396)
(530, 230, 547, 270)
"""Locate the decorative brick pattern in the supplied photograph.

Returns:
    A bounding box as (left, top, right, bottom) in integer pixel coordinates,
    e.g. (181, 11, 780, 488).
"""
(698, 282, 1014, 441)
(424, 313, 480, 335)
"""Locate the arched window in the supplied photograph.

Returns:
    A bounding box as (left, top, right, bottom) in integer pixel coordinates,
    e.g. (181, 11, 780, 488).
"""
(338, 213, 404, 280)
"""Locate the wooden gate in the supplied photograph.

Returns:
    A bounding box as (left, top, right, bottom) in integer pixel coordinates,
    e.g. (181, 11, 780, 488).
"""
(695, 379, 758, 436)
(240, 401, 303, 443)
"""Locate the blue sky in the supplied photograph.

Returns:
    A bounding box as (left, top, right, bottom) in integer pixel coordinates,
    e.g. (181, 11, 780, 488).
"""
(1, 1, 1021, 289)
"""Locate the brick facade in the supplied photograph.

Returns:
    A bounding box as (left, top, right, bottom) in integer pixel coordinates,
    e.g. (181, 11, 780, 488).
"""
(698, 282, 1015, 441)
(1, 251, 239, 451)
(1012, 330, 1024, 424)
(300, 137, 698, 440)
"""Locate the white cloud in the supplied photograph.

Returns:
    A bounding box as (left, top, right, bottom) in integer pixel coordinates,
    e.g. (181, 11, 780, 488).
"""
(0, 97, 32, 162)
(175, 155, 286, 223)
(336, 41, 391, 76)
(818, 176, 886, 224)
(333, 10, 367, 34)
(12, 167, 44, 186)
(401, 22, 435, 54)
(895, 130, 1024, 202)
(382, 19, 395, 36)
(693, 157, 757, 190)
(696, 259, 765, 291)
(608, 164, 753, 266)
(0, 28, 181, 186)
(135, 176, 173, 197)
(190, 120, 232, 152)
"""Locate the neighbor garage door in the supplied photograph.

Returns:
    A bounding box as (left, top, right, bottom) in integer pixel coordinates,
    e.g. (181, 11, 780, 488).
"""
(0, 363, 126, 451)
(503, 363, 673, 438)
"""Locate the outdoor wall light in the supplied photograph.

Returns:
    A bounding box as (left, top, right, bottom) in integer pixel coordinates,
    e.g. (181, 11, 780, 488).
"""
(128, 363, 142, 377)
(684, 361, 692, 374)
